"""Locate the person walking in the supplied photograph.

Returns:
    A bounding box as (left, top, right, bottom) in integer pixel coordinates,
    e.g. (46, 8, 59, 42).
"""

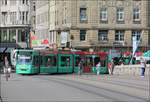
(4, 56, 11, 79)
(140, 58, 146, 77)
(110, 59, 115, 75)
(107, 61, 111, 74)
(78, 61, 83, 75)
(96, 62, 101, 75)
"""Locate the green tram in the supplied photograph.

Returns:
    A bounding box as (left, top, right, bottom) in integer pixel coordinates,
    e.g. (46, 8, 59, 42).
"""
(33, 50, 74, 74)
(16, 49, 35, 74)
(16, 49, 109, 74)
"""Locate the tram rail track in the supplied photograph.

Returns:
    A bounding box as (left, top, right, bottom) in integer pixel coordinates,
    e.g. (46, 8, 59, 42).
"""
(35, 75, 149, 102)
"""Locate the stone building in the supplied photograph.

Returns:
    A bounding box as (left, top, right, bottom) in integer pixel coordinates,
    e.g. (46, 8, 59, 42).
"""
(0, 0, 31, 50)
(30, 0, 36, 37)
(0, 0, 32, 61)
(35, 0, 150, 52)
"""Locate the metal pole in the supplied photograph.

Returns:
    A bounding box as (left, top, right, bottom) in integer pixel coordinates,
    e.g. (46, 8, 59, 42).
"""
(93, 57, 95, 72)
(130, 31, 144, 64)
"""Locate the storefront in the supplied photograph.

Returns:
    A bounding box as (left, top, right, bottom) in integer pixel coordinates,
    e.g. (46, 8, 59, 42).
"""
(0, 27, 30, 63)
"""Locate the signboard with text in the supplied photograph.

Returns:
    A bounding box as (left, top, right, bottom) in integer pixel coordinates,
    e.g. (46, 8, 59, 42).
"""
(61, 32, 68, 44)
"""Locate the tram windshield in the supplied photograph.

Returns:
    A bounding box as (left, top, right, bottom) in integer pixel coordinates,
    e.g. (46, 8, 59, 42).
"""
(17, 54, 32, 65)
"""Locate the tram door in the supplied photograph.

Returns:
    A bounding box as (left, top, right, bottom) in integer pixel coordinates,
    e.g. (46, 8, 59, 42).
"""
(44, 55, 57, 73)
(84, 56, 100, 73)
(33, 56, 40, 74)
(84, 56, 92, 73)
(74, 56, 81, 73)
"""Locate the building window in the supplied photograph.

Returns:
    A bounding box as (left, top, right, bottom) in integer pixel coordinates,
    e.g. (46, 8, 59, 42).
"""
(115, 30, 124, 41)
(18, 29, 26, 42)
(2, 12, 7, 25)
(80, 30, 86, 41)
(10, 12, 17, 24)
(0, 29, 8, 42)
(19, 12, 21, 24)
(98, 30, 108, 41)
(23, 0, 25, 4)
(100, 8, 107, 21)
(26, 12, 28, 24)
(9, 29, 16, 43)
(2, 0, 7, 5)
(33, 1, 36, 11)
(117, 8, 124, 21)
(22, 0, 28, 5)
(132, 30, 141, 41)
(133, 8, 140, 21)
(26, 0, 28, 5)
(80, 8, 87, 21)
(22, 12, 25, 24)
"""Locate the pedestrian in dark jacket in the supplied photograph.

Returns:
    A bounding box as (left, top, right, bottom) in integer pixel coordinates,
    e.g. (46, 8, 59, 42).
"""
(140, 58, 146, 77)
(78, 61, 83, 75)
(111, 59, 115, 75)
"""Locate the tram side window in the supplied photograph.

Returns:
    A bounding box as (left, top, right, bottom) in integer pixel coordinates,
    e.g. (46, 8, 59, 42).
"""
(75, 56, 81, 67)
(44, 56, 51, 67)
(94, 57, 100, 67)
(44, 56, 56, 67)
(61, 56, 70, 67)
(85, 57, 93, 66)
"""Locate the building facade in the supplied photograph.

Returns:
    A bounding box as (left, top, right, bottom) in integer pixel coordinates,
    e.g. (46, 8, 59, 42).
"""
(35, 0, 150, 52)
(30, 0, 36, 36)
(0, 0, 31, 61)
(33, 1, 50, 48)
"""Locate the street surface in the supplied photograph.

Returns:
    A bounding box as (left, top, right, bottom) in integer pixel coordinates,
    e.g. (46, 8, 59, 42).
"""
(0, 73, 149, 102)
